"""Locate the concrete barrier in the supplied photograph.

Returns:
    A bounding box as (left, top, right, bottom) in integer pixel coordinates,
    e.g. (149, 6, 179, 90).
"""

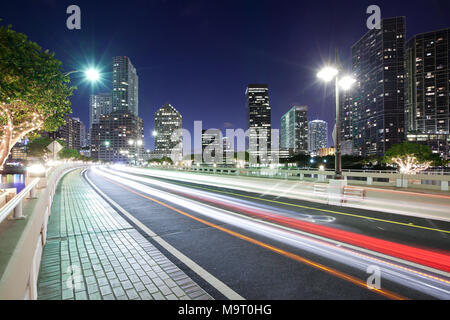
(174, 166, 450, 192)
(0, 164, 89, 300)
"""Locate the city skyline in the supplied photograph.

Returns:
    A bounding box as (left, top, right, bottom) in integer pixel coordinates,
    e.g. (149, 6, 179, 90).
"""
(2, 0, 449, 150)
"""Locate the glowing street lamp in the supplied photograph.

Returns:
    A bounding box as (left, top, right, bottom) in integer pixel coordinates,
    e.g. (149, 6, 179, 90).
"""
(64, 67, 101, 83)
(317, 48, 356, 179)
(85, 68, 100, 82)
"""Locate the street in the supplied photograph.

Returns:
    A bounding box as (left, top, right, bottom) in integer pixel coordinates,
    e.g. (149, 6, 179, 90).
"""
(85, 166, 450, 300)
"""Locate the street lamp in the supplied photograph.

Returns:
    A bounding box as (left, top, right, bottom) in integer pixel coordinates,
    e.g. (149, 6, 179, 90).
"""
(317, 48, 356, 179)
(63, 68, 101, 82)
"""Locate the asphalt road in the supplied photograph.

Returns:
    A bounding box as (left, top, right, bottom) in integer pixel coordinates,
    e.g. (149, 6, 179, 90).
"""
(85, 167, 450, 300)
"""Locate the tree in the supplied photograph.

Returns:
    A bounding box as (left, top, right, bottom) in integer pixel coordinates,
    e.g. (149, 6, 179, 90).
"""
(58, 148, 80, 160)
(0, 23, 75, 169)
(383, 142, 440, 174)
(26, 136, 53, 158)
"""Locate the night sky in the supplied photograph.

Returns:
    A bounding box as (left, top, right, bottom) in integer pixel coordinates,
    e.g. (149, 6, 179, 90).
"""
(1, 0, 449, 150)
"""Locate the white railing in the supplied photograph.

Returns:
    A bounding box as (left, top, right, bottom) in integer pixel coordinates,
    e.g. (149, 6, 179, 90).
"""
(0, 178, 40, 224)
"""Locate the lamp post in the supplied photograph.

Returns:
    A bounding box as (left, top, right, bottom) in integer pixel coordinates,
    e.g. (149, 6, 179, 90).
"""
(64, 68, 100, 82)
(317, 48, 356, 180)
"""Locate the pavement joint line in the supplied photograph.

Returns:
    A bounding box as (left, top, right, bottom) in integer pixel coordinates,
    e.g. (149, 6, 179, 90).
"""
(95, 169, 409, 300)
(124, 170, 450, 234)
(84, 169, 245, 300)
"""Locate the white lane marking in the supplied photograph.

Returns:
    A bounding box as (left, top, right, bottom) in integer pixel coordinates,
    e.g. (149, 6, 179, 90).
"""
(260, 181, 285, 197)
(84, 169, 245, 300)
(275, 182, 301, 200)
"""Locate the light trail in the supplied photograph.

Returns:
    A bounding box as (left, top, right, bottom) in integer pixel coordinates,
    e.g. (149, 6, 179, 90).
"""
(92, 166, 450, 299)
(114, 166, 450, 226)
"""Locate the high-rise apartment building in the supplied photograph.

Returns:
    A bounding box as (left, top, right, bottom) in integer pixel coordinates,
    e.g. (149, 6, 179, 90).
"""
(153, 104, 182, 159)
(281, 106, 308, 154)
(90, 93, 112, 128)
(246, 84, 271, 163)
(91, 111, 144, 163)
(112, 56, 139, 116)
(308, 120, 328, 155)
(351, 17, 406, 157)
(405, 28, 450, 158)
(56, 115, 81, 151)
(73, 118, 86, 148)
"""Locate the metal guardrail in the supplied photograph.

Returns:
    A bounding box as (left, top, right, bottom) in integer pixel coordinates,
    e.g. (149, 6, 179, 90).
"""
(0, 178, 40, 224)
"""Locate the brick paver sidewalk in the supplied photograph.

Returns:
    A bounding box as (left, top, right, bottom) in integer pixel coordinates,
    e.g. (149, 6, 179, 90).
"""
(37, 169, 212, 300)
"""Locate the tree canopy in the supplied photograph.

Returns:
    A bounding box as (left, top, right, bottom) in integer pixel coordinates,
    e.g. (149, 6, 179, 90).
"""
(58, 148, 81, 160)
(383, 142, 443, 174)
(0, 23, 75, 169)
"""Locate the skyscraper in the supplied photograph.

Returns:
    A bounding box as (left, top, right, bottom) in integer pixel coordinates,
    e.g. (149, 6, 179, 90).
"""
(76, 118, 86, 148)
(281, 106, 308, 155)
(56, 115, 81, 151)
(153, 103, 182, 159)
(351, 17, 406, 157)
(92, 111, 144, 163)
(308, 120, 328, 155)
(246, 84, 271, 163)
(405, 28, 450, 158)
(90, 93, 112, 128)
(112, 56, 139, 116)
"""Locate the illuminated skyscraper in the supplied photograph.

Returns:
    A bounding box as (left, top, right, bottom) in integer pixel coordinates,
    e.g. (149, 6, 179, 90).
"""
(405, 28, 450, 158)
(246, 84, 271, 163)
(351, 17, 406, 157)
(112, 56, 139, 116)
(308, 120, 328, 155)
(281, 106, 308, 154)
(154, 104, 182, 159)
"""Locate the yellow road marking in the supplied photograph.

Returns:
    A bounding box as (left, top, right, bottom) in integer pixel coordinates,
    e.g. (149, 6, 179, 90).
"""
(103, 175, 408, 300)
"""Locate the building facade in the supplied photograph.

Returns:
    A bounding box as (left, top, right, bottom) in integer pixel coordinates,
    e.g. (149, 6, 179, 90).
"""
(246, 84, 272, 163)
(405, 28, 450, 159)
(351, 17, 406, 157)
(91, 111, 144, 163)
(339, 90, 354, 153)
(89, 93, 112, 129)
(56, 115, 81, 151)
(112, 56, 139, 116)
(153, 104, 182, 159)
(308, 120, 328, 155)
(281, 106, 308, 155)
